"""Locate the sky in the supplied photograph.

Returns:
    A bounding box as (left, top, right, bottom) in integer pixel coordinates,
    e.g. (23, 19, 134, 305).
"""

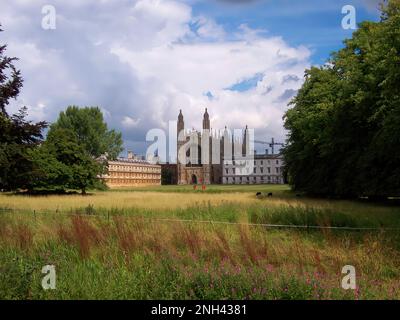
(0, 0, 381, 157)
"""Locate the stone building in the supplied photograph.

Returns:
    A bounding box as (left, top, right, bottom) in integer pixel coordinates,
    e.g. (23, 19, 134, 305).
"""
(102, 151, 161, 188)
(175, 108, 285, 185)
(176, 109, 227, 185)
(222, 153, 284, 185)
(176, 109, 252, 185)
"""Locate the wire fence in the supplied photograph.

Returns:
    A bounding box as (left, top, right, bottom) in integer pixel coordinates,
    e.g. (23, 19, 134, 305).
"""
(143, 217, 400, 231)
(1, 206, 399, 232)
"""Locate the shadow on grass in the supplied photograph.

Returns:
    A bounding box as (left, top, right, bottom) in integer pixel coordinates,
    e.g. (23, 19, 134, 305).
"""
(6, 190, 93, 196)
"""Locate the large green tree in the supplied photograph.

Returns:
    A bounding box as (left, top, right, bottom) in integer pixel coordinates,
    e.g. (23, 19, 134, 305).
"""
(283, 0, 400, 198)
(28, 127, 103, 194)
(30, 106, 123, 194)
(50, 106, 123, 159)
(0, 25, 47, 191)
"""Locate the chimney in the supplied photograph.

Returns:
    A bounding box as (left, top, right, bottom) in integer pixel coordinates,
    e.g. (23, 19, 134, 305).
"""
(128, 150, 133, 159)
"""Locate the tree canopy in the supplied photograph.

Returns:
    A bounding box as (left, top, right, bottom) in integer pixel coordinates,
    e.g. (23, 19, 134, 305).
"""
(283, 0, 400, 198)
(28, 127, 104, 194)
(0, 26, 22, 115)
(0, 24, 47, 191)
(30, 107, 123, 194)
(50, 106, 123, 159)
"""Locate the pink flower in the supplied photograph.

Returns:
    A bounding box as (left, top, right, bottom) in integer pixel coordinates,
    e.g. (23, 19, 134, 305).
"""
(355, 286, 360, 300)
(265, 264, 274, 272)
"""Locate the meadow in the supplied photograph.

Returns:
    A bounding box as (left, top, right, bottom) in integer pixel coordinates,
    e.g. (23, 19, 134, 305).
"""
(0, 185, 399, 300)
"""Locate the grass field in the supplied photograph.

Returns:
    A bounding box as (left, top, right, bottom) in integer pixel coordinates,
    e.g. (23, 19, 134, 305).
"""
(1, 185, 400, 300)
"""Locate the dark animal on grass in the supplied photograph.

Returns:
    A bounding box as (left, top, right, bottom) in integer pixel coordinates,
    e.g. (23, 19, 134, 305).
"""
(256, 192, 262, 197)
(268, 193, 273, 197)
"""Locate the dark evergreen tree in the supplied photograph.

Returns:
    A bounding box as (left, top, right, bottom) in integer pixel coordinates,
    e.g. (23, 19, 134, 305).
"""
(0, 25, 47, 190)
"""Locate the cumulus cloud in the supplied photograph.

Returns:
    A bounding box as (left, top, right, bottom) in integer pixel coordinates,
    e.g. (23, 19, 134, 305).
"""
(122, 116, 141, 128)
(0, 0, 311, 155)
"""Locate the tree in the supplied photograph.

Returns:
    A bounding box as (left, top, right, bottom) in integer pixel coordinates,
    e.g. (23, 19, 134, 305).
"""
(283, 0, 400, 198)
(47, 127, 105, 194)
(161, 167, 173, 185)
(0, 25, 47, 191)
(28, 127, 103, 194)
(0, 25, 121, 194)
(0, 26, 22, 115)
(50, 106, 123, 159)
(27, 143, 72, 192)
(32, 106, 123, 194)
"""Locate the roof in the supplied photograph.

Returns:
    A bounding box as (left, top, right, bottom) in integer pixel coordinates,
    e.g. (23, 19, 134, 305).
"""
(254, 153, 283, 160)
(108, 158, 160, 166)
(223, 153, 283, 161)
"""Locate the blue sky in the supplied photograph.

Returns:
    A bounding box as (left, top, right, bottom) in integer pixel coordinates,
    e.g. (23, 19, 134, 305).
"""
(191, 0, 380, 64)
(1, 0, 382, 157)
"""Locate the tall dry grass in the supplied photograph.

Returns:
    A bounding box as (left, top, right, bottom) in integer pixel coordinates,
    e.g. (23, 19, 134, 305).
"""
(1, 192, 399, 299)
(15, 223, 33, 251)
(0, 192, 262, 212)
(57, 215, 102, 258)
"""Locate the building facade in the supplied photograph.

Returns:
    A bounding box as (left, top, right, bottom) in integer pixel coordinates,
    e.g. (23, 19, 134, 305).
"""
(102, 151, 161, 188)
(175, 109, 285, 185)
(222, 153, 284, 185)
(177, 109, 222, 185)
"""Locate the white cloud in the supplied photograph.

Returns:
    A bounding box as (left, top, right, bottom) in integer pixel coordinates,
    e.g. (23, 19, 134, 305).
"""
(192, 15, 226, 40)
(1, 0, 311, 153)
(122, 116, 141, 128)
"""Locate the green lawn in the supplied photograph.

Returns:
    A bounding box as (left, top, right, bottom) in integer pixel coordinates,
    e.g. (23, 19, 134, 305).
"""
(107, 184, 291, 194)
